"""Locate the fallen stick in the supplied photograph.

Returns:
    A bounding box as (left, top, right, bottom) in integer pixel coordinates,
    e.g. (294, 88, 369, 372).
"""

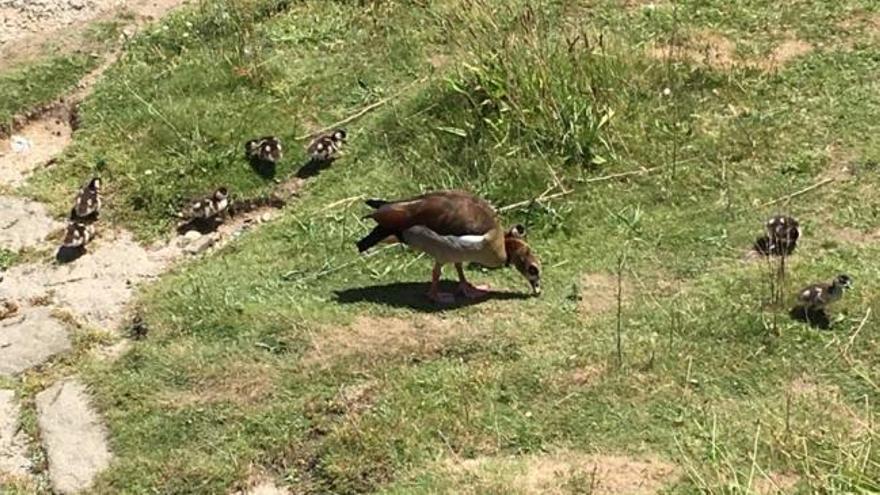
(498, 166, 659, 212)
(296, 76, 429, 141)
(321, 195, 365, 213)
(761, 178, 835, 207)
(844, 308, 871, 358)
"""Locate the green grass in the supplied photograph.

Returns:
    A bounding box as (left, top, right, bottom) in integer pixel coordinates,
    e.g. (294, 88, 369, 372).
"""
(0, 248, 17, 271)
(0, 54, 97, 127)
(17, 0, 880, 493)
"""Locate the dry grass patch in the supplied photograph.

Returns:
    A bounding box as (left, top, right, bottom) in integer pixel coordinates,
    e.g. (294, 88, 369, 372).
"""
(825, 226, 880, 247)
(763, 38, 813, 71)
(161, 361, 278, 408)
(447, 451, 680, 494)
(578, 272, 631, 316)
(788, 374, 873, 438)
(648, 30, 738, 71)
(305, 315, 466, 365)
(752, 471, 800, 495)
(648, 30, 813, 72)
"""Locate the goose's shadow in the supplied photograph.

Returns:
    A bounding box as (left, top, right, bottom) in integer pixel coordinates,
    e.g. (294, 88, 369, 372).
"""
(789, 306, 831, 330)
(334, 281, 531, 312)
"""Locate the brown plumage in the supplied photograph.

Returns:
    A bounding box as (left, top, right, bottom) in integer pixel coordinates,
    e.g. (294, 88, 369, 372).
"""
(357, 190, 541, 303)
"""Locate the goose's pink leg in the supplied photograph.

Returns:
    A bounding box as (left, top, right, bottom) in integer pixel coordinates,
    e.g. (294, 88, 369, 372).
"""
(456, 263, 490, 299)
(427, 263, 455, 304)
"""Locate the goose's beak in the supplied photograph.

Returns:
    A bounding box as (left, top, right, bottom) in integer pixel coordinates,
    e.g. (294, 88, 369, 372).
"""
(530, 280, 541, 296)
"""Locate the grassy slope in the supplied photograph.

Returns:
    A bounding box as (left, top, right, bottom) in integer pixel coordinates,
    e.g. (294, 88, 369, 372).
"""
(0, 55, 97, 126)
(21, 0, 880, 493)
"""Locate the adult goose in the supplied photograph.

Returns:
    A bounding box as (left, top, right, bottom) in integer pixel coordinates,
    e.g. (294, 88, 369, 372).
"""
(356, 190, 541, 303)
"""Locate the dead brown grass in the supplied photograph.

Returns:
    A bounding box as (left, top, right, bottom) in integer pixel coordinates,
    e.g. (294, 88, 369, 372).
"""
(578, 273, 631, 316)
(448, 451, 680, 494)
(649, 30, 813, 72)
(305, 315, 465, 365)
(162, 361, 278, 407)
(789, 374, 873, 438)
(753, 471, 800, 495)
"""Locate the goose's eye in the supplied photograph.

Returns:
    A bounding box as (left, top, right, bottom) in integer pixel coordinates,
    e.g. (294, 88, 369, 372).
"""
(527, 265, 540, 278)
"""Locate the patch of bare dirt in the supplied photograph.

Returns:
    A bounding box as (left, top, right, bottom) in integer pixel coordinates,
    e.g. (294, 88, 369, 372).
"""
(232, 478, 291, 495)
(649, 30, 813, 72)
(578, 273, 630, 316)
(621, 0, 668, 9)
(306, 315, 465, 365)
(836, 12, 880, 46)
(450, 451, 680, 494)
(0, 0, 190, 56)
(335, 380, 379, 416)
(789, 375, 872, 437)
(0, 107, 73, 186)
(753, 471, 800, 495)
(648, 30, 737, 71)
(762, 38, 813, 71)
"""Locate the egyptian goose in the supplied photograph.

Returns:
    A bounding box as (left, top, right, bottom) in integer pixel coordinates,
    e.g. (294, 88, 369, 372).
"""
(356, 190, 541, 303)
(764, 215, 800, 255)
(71, 177, 101, 220)
(180, 187, 229, 221)
(245, 136, 283, 165)
(307, 128, 346, 162)
(797, 274, 852, 311)
(62, 221, 95, 249)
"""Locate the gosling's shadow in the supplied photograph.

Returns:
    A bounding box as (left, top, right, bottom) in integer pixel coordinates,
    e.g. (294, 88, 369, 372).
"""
(295, 157, 334, 179)
(248, 158, 277, 180)
(334, 281, 531, 313)
(789, 306, 831, 330)
(176, 217, 223, 236)
(55, 246, 86, 264)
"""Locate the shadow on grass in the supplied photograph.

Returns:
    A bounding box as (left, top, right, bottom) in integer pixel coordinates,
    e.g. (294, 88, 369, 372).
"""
(334, 281, 532, 312)
(248, 157, 277, 180)
(789, 306, 831, 330)
(296, 157, 334, 179)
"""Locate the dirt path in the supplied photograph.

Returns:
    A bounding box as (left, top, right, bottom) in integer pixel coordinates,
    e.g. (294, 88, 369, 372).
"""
(0, 3, 293, 493)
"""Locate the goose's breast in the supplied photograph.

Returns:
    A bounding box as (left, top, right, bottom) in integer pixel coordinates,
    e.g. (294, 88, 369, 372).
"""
(402, 226, 502, 265)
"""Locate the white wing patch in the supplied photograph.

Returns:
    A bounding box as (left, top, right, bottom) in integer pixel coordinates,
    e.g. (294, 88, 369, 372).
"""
(455, 235, 487, 248)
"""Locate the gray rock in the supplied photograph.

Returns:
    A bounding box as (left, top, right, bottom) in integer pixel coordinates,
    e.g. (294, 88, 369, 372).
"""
(0, 389, 31, 477)
(0, 307, 71, 376)
(183, 234, 215, 255)
(36, 379, 111, 494)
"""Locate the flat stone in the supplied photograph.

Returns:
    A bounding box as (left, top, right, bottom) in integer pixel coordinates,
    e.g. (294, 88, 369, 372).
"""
(36, 379, 111, 494)
(183, 234, 215, 255)
(0, 231, 175, 329)
(0, 389, 31, 477)
(0, 307, 71, 376)
(0, 196, 64, 251)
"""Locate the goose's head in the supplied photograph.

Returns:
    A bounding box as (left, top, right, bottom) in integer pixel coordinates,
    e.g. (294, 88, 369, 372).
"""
(505, 224, 541, 295)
